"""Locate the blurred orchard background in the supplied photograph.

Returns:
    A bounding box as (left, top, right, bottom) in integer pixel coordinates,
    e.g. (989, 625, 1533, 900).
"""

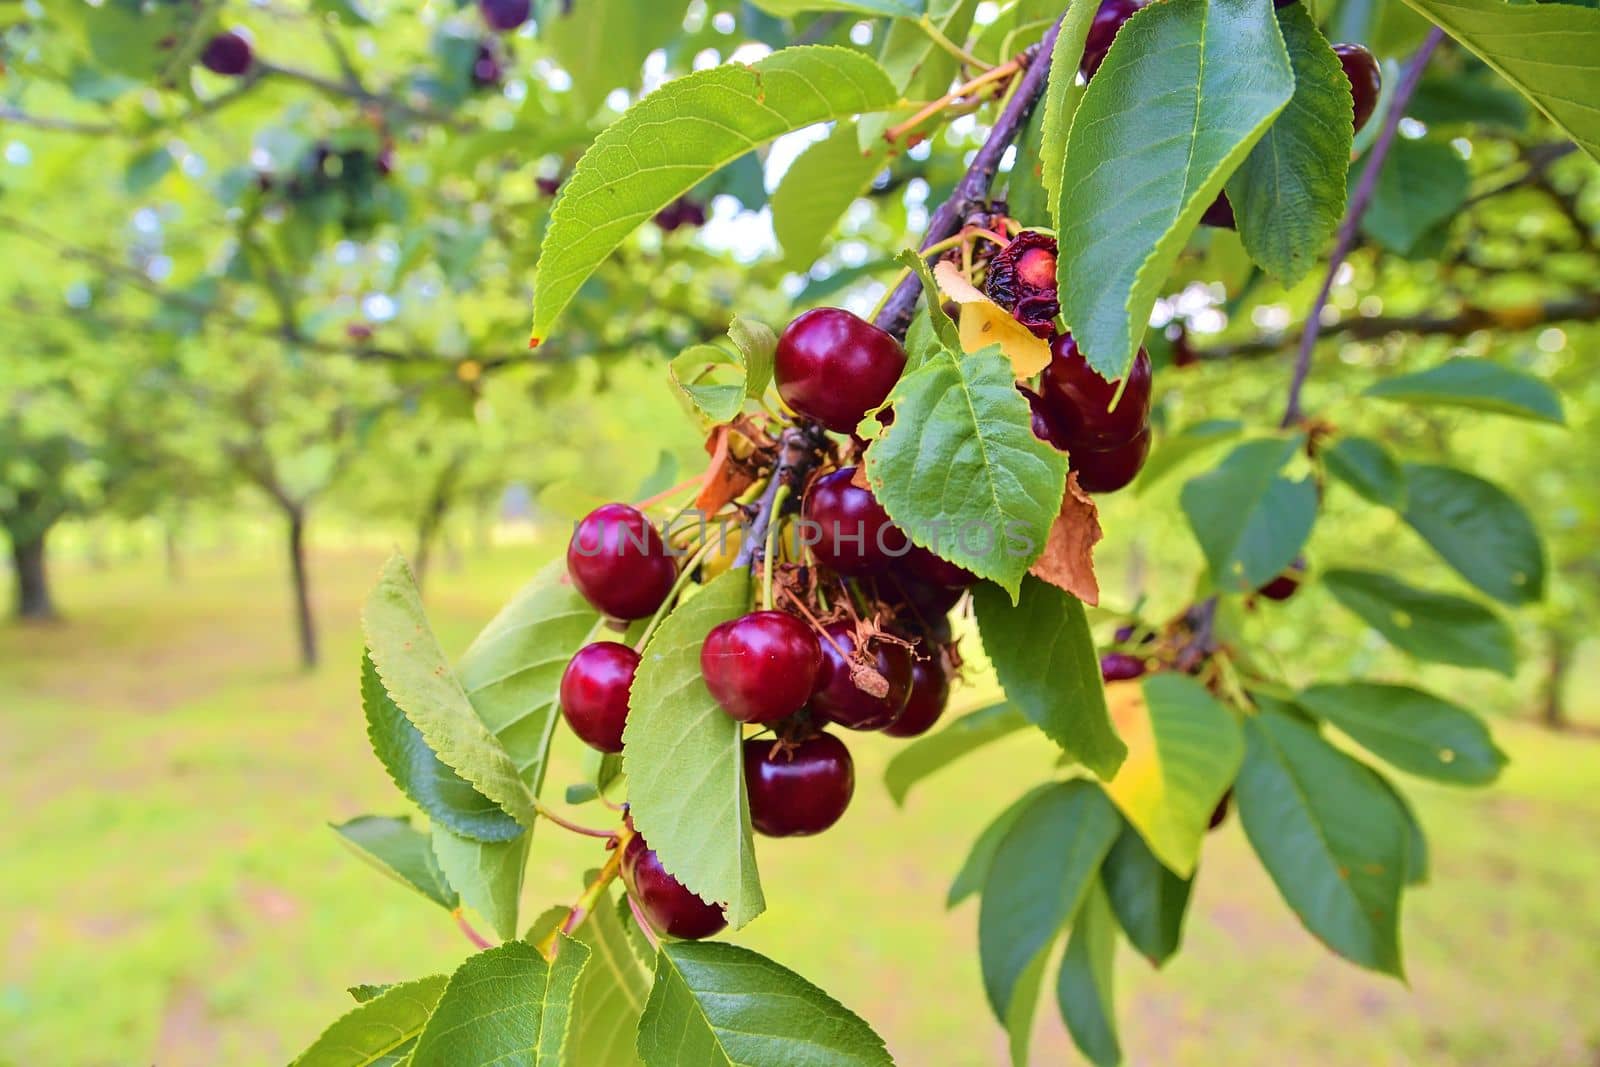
(2, 0, 1598, 1065)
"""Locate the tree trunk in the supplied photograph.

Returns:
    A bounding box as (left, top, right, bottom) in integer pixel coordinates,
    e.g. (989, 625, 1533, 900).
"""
(287, 508, 318, 670)
(11, 529, 56, 621)
(1541, 628, 1574, 730)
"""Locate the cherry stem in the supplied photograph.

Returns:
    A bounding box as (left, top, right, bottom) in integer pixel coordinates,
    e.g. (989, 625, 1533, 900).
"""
(453, 908, 494, 950)
(634, 473, 704, 512)
(534, 800, 619, 840)
(536, 845, 625, 960)
(779, 583, 851, 660)
(917, 14, 994, 72)
(626, 893, 663, 951)
(885, 56, 1025, 144)
(762, 483, 791, 611)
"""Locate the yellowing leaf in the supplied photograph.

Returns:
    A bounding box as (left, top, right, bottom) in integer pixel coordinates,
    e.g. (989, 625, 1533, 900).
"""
(933, 260, 1053, 377)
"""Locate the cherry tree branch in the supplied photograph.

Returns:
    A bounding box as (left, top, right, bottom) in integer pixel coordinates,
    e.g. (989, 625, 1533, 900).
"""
(732, 423, 828, 570)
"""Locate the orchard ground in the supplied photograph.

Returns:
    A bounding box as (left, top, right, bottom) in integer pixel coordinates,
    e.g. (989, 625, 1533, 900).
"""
(2, 538, 1598, 1066)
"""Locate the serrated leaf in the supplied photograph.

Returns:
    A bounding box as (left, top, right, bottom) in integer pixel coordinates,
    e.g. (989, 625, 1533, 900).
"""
(772, 122, 886, 270)
(362, 652, 523, 843)
(1056, 884, 1121, 1067)
(430, 826, 528, 941)
(979, 781, 1120, 1023)
(290, 974, 449, 1067)
(331, 815, 458, 910)
(1236, 711, 1409, 976)
(1102, 675, 1243, 878)
(1356, 137, 1470, 255)
(636, 942, 893, 1067)
(1134, 418, 1244, 495)
(410, 939, 589, 1067)
(884, 702, 1025, 805)
(1323, 568, 1515, 675)
(365, 555, 537, 828)
(567, 891, 652, 1067)
(1055, 0, 1294, 378)
(864, 347, 1068, 595)
(1297, 683, 1507, 785)
(456, 560, 599, 791)
(1401, 0, 1600, 163)
(948, 783, 1060, 908)
(1100, 821, 1192, 967)
(1401, 463, 1545, 605)
(1364, 358, 1565, 425)
(1180, 437, 1318, 594)
(531, 47, 898, 341)
(1226, 5, 1352, 285)
(1037, 0, 1104, 226)
(623, 568, 764, 928)
(974, 577, 1126, 778)
(1324, 436, 1405, 508)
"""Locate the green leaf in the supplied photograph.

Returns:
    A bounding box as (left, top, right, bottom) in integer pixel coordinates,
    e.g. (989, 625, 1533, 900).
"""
(973, 577, 1126, 778)
(1401, 0, 1600, 163)
(1102, 674, 1243, 878)
(772, 122, 886, 271)
(410, 939, 590, 1067)
(1134, 418, 1244, 495)
(1037, 0, 1105, 223)
(1411, 71, 1528, 130)
(362, 651, 523, 843)
(1356, 137, 1470, 255)
(1324, 436, 1405, 508)
(884, 702, 1027, 806)
(331, 815, 458, 910)
(1003, 945, 1051, 1067)
(456, 560, 599, 791)
(365, 555, 537, 827)
(859, 0, 982, 149)
(1364, 358, 1565, 425)
(540, 0, 692, 114)
(636, 942, 893, 1067)
(893, 248, 960, 353)
(979, 781, 1120, 1022)
(669, 344, 747, 424)
(1236, 711, 1410, 976)
(430, 826, 528, 941)
(1180, 437, 1318, 594)
(1323, 568, 1516, 675)
(567, 892, 652, 1067)
(728, 317, 777, 399)
(948, 783, 1060, 908)
(749, 0, 922, 15)
(290, 974, 449, 1067)
(623, 568, 764, 929)
(1297, 683, 1507, 786)
(1226, 5, 1352, 285)
(124, 146, 174, 195)
(1100, 821, 1192, 967)
(531, 47, 898, 341)
(1055, 0, 1294, 377)
(1401, 463, 1545, 605)
(1056, 885, 1121, 1067)
(1378, 775, 1431, 886)
(864, 347, 1067, 594)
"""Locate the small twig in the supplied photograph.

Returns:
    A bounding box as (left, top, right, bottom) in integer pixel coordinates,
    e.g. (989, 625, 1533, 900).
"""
(533, 800, 618, 840)
(762, 483, 791, 611)
(884, 56, 1023, 143)
(734, 424, 827, 569)
(917, 14, 994, 71)
(453, 908, 494, 950)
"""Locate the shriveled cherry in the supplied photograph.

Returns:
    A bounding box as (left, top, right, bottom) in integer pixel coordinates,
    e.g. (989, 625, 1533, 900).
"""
(701, 611, 822, 724)
(810, 622, 912, 731)
(883, 655, 951, 738)
(985, 231, 1059, 338)
(1039, 334, 1153, 451)
(743, 733, 855, 837)
(803, 467, 908, 575)
(1081, 0, 1142, 79)
(622, 834, 727, 940)
(1071, 426, 1151, 494)
(478, 0, 531, 31)
(775, 308, 907, 433)
(559, 642, 638, 753)
(200, 31, 253, 76)
(1334, 43, 1382, 134)
(1100, 652, 1147, 682)
(566, 503, 677, 620)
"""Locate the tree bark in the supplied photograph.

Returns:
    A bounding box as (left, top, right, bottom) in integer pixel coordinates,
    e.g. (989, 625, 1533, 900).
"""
(1541, 627, 1574, 730)
(287, 508, 318, 670)
(10, 528, 56, 621)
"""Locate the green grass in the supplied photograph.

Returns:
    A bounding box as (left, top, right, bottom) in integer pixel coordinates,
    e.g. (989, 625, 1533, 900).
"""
(2, 542, 1597, 1065)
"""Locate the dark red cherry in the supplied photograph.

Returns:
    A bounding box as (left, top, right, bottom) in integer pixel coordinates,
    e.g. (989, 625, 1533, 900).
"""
(559, 642, 638, 753)
(1257, 557, 1307, 601)
(200, 31, 253, 76)
(1208, 789, 1233, 830)
(654, 197, 707, 232)
(1100, 652, 1147, 682)
(1071, 427, 1151, 494)
(743, 733, 855, 837)
(1334, 44, 1382, 135)
(882, 655, 951, 738)
(1114, 623, 1157, 646)
(802, 467, 908, 575)
(478, 0, 531, 31)
(701, 611, 822, 724)
(883, 574, 963, 633)
(621, 835, 727, 940)
(1081, 0, 1142, 79)
(1039, 334, 1152, 451)
(985, 231, 1059, 338)
(899, 543, 977, 590)
(471, 43, 502, 87)
(1200, 192, 1236, 230)
(1022, 385, 1072, 452)
(566, 503, 677, 620)
(810, 622, 912, 731)
(775, 308, 907, 433)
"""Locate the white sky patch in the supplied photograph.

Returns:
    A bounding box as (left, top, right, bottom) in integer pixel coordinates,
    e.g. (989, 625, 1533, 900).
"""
(727, 42, 772, 65)
(763, 124, 831, 192)
(363, 293, 398, 321)
(700, 200, 776, 262)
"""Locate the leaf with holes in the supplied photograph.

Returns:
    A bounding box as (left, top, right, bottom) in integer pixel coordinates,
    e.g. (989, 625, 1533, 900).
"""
(1297, 682, 1507, 785)
(1324, 568, 1515, 674)
(331, 815, 458, 910)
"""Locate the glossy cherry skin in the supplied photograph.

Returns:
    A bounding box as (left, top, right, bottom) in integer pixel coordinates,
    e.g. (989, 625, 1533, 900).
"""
(1335, 43, 1382, 134)
(775, 308, 907, 433)
(1023, 385, 1073, 451)
(478, 0, 531, 31)
(701, 611, 822, 724)
(1081, 0, 1142, 79)
(622, 835, 727, 940)
(566, 503, 677, 620)
(743, 733, 855, 837)
(899, 543, 977, 590)
(882, 655, 951, 738)
(1200, 192, 1236, 230)
(1039, 334, 1153, 451)
(1100, 652, 1147, 682)
(802, 467, 908, 575)
(810, 622, 912, 731)
(1071, 427, 1151, 494)
(1208, 789, 1233, 830)
(1257, 557, 1307, 601)
(559, 642, 638, 753)
(200, 31, 253, 76)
